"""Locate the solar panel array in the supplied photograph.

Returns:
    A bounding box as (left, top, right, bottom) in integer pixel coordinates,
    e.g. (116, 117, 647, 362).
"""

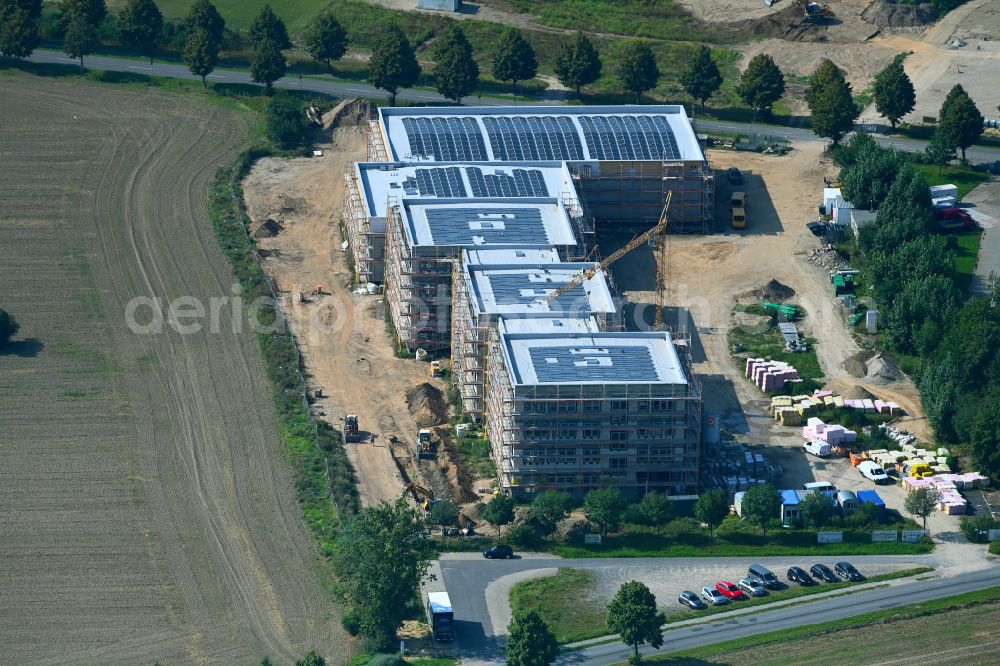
(482, 116, 585, 161)
(527, 345, 659, 383)
(467, 167, 548, 198)
(578, 115, 680, 160)
(486, 274, 588, 309)
(423, 208, 550, 246)
(402, 117, 488, 160)
(411, 167, 468, 197)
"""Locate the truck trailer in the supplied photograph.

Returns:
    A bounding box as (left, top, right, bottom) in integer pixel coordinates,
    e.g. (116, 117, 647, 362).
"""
(427, 591, 455, 641)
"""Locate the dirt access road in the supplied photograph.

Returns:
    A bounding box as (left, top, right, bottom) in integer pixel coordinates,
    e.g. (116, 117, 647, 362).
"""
(609, 142, 928, 443)
(0, 76, 344, 665)
(243, 104, 449, 508)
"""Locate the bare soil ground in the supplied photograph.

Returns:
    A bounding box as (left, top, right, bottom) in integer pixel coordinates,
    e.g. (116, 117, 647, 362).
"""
(0, 75, 344, 665)
(609, 143, 928, 445)
(243, 103, 473, 508)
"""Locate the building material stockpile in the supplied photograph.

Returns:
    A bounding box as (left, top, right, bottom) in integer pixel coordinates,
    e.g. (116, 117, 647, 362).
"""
(746, 358, 800, 392)
(802, 417, 857, 445)
(902, 473, 990, 515)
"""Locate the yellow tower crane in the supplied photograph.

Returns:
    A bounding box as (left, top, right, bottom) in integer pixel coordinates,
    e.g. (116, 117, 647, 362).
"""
(544, 192, 671, 330)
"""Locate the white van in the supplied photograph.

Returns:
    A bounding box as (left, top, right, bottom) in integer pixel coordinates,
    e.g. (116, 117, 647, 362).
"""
(859, 461, 890, 484)
(803, 440, 832, 457)
(802, 481, 837, 493)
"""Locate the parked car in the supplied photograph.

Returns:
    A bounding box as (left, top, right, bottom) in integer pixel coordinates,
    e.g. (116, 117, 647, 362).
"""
(835, 561, 865, 582)
(804, 440, 832, 457)
(728, 167, 744, 185)
(935, 208, 976, 231)
(483, 545, 514, 559)
(739, 578, 768, 597)
(747, 564, 781, 590)
(716, 581, 747, 600)
(701, 586, 730, 606)
(678, 590, 707, 610)
(859, 460, 891, 484)
(787, 566, 816, 586)
(810, 564, 838, 583)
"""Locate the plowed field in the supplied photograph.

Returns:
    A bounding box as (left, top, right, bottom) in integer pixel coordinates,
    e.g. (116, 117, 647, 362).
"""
(0, 74, 345, 665)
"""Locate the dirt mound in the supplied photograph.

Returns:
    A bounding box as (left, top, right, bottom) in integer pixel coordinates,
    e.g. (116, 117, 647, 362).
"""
(757, 279, 796, 302)
(250, 218, 283, 239)
(866, 352, 903, 384)
(861, 0, 937, 28)
(406, 383, 448, 427)
(844, 384, 876, 400)
(842, 350, 876, 378)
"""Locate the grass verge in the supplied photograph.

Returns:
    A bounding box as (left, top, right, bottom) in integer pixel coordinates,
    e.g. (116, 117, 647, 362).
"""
(914, 163, 990, 199)
(647, 584, 1000, 664)
(729, 306, 824, 394)
(510, 569, 609, 644)
(949, 228, 984, 292)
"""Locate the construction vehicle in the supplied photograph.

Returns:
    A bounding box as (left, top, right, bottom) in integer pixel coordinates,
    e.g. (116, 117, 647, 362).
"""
(417, 429, 437, 460)
(545, 193, 672, 330)
(343, 415, 361, 443)
(399, 481, 436, 510)
(430, 360, 444, 378)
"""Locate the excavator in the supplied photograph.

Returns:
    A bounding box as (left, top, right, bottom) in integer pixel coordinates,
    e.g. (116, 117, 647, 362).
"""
(417, 429, 437, 460)
(399, 481, 436, 511)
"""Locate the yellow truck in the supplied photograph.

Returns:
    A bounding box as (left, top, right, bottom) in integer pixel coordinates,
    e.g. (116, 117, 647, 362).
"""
(731, 191, 747, 229)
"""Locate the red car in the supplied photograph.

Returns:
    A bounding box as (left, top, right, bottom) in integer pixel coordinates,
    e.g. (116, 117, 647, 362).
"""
(935, 207, 976, 230)
(716, 581, 747, 600)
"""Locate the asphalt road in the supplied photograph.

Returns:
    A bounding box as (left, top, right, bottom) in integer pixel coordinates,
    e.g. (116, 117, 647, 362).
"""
(561, 566, 1000, 665)
(438, 552, 946, 663)
(19, 49, 1000, 165)
(964, 180, 1000, 298)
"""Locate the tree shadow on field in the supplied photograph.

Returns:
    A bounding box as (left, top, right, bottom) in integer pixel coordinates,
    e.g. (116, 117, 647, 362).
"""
(0, 57, 77, 79)
(0, 338, 44, 358)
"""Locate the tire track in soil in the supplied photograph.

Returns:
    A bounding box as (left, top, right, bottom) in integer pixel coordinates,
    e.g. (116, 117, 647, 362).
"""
(0, 78, 346, 665)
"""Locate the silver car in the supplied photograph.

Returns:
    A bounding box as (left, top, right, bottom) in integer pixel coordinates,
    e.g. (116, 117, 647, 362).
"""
(701, 586, 730, 606)
(739, 577, 767, 597)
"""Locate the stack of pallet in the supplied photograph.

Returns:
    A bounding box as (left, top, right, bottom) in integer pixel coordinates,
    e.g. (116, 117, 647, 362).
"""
(801, 417, 857, 444)
(746, 358, 800, 392)
(901, 473, 988, 515)
(769, 396, 801, 425)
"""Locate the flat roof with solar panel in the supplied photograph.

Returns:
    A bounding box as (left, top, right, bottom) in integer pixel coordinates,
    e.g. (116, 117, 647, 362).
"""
(378, 105, 704, 164)
(501, 331, 687, 387)
(403, 199, 577, 250)
(355, 161, 576, 218)
(464, 263, 615, 316)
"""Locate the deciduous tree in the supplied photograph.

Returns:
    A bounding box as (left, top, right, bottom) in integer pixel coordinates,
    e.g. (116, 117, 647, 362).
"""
(839, 134, 904, 209)
(805, 59, 859, 145)
(904, 486, 941, 533)
(938, 83, 984, 160)
(681, 45, 722, 112)
(637, 491, 674, 533)
(0, 308, 19, 347)
(491, 27, 537, 96)
(295, 651, 326, 666)
(428, 499, 459, 528)
(304, 11, 347, 73)
(184, 0, 224, 43)
(367, 23, 420, 106)
(117, 0, 163, 66)
(183, 26, 218, 87)
(61, 0, 106, 28)
(265, 92, 306, 148)
(431, 24, 478, 103)
(970, 395, 1000, 480)
(872, 57, 915, 129)
(799, 490, 833, 528)
(506, 609, 559, 666)
(607, 581, 666, 663)
(584, 487, 626, 536)
(483, 493, 515, 540)
(741, 484, 781, 536)
(617, 41, 659, 103)
(694, 489, 728, 537)
(554, 31, 601, 96)
(737, 52, 785, 116)
(63, 11, 97, 71)
(335, 499, 434, 650)
(530, 490, 574, 535)
(248, 3, 290, 50)
(925, 123, 959, 170)
(0, 0, 43, 58)
(250, 36, 286, 93)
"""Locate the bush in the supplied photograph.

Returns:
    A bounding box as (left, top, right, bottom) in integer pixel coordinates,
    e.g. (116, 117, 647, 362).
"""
(341, 609, 360, 636)
(990, 540, 1000, 556)
(961, 514, 1000, 543)
(367, 655, 406, 666)
(265, 92, 307, 149)
(507, 523, 543, 549)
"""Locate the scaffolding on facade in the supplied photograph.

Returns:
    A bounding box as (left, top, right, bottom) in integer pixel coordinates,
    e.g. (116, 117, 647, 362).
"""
(343, 167, 382, 285)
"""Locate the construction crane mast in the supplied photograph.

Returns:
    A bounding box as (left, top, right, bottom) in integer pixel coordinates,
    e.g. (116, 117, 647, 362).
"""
(544, 193, 672, 331)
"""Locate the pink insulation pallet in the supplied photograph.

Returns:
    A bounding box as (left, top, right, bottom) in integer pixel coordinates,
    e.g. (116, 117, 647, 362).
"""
(747, 359, 799, 391)
(801, 417, 857, 444)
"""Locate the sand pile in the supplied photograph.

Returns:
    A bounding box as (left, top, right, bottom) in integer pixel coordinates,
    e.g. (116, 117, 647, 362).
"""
(406, 383, 448, 427)
(866, 352, 902, 384)
(861, 1, 937, 28)
(842, 350, 877, 378)
(844, 385, 877, 401)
